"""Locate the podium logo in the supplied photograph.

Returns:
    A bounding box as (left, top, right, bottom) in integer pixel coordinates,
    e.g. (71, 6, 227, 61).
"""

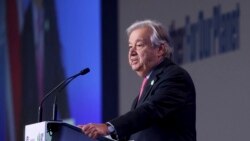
(37, 133, 44, 141)
(25, 136, 29, 141)
(25, 136, 35, 141)
(25, 133, 44, 141)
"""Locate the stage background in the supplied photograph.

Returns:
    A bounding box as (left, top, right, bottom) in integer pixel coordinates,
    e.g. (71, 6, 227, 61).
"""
(118, 0, 250, 141)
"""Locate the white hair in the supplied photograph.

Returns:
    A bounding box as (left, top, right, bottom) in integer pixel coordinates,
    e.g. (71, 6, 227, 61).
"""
(127, 20, 173, 58)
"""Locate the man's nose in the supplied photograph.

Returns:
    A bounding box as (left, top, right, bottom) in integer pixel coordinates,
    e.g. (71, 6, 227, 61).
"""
(130, 49, 137, 56)
(130, 45, 138, 52)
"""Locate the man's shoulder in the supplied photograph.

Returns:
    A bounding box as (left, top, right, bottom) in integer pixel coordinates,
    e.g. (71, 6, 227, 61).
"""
(159, 61, 192, 80)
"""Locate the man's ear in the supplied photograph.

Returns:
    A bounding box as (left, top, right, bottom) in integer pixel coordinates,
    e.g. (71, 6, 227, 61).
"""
(157, 44, 166, 57)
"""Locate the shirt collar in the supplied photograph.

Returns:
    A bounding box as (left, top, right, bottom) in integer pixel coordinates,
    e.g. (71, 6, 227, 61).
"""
(145, 71, 152, 79)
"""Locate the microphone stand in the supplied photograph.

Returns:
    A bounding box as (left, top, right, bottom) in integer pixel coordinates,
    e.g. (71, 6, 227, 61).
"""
(38, 68, 90, 122)
(52, 95, 58, 121)
(52, 74, 78, 121)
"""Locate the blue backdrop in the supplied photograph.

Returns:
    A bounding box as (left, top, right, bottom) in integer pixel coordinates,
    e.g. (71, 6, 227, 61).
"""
(56, 0, 102, 124)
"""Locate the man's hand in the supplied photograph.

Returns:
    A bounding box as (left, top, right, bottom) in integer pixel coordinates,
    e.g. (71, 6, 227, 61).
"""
(78, 123, 109, 139)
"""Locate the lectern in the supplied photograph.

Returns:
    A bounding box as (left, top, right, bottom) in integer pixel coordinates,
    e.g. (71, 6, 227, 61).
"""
(25, 121, 115, 141)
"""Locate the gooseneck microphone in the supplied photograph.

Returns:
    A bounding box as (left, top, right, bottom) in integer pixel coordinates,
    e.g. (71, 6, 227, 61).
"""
(38, 68, 90, 122)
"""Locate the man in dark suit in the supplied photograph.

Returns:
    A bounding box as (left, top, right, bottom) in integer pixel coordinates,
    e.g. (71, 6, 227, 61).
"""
(79, 20, 196, 141)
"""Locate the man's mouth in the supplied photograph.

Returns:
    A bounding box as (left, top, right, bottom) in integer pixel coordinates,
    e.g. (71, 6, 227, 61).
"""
(130, 58, 138, 65)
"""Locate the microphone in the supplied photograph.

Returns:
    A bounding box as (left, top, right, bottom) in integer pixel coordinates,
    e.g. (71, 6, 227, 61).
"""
(38, 68, 90, 122)
(51, 68, 90, 121)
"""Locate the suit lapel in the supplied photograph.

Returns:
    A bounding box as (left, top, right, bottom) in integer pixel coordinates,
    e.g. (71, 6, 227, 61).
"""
(137, 70, 160, 106)
(131, 96, 139, 110)
(136, 58, 173, 107)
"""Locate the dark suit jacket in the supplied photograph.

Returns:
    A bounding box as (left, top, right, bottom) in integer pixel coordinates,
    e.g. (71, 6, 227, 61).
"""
(110, 58, 196, 141)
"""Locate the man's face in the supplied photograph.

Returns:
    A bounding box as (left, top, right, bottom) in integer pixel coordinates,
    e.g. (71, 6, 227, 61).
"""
(128, 27, 161, 77)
